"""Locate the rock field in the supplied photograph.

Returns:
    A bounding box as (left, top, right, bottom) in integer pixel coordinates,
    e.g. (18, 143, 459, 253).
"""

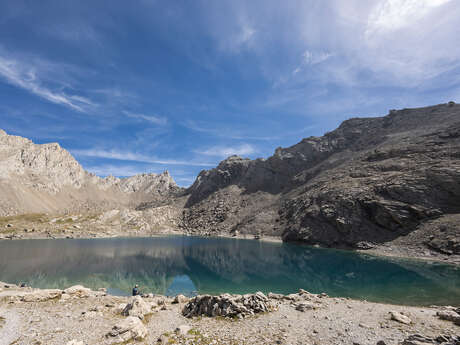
(0, 282, 459, 345)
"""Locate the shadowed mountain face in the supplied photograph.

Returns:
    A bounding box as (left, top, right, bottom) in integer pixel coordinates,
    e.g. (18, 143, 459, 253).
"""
(0, 237, 459, 305)
(181, 103, 460, 254)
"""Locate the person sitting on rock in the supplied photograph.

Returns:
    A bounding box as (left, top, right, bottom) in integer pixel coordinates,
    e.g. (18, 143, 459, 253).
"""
(132, 284, 140, 296)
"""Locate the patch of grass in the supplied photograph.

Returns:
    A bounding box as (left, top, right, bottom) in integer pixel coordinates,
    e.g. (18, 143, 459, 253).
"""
(55, 217, 75, 224)
(187, 328, 202, 336)
(0, 228, 16, 234)
(142, 313, 153, 324)
(0, 213, 48, 224)
(81, 214, 100, 222)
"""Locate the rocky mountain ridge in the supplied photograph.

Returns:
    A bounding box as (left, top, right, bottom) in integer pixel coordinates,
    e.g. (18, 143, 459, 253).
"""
(0, 129, 180, 215)
(180, 102, 460, 257)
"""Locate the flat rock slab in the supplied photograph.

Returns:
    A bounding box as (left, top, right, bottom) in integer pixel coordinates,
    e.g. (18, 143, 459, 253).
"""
(390, 311, 412, 324)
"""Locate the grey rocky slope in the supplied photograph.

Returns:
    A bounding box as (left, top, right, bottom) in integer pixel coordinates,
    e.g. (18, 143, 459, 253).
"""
(179, 102, 460, 256)
(0, 129, 180, 216)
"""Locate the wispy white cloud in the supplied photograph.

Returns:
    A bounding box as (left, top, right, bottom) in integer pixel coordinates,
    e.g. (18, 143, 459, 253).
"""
(123, 110, 168, 126)
(243, 0, 460, 115)
(203, 2, 257, 53)
(0, 53, 95, 112)
(302, 50, 333, 66)
(366, 0, 452, 35)
(84, 164, 160, 177)
(230, 24, 256, 51)
(72, 148, 214, 166)
(292, 50, 333, 76)
(195, 143, 256, 158)
(182, 120, 279, 140)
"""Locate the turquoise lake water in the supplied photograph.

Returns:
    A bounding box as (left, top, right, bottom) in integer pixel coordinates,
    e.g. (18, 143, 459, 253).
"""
(0, 236, 459, 306)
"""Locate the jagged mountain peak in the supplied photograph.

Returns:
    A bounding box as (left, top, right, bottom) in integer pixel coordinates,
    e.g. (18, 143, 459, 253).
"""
(0, 129, 179, 215)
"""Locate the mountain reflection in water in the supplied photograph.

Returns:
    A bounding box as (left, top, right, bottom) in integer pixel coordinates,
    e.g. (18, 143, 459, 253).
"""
(0, 236, 459, 306)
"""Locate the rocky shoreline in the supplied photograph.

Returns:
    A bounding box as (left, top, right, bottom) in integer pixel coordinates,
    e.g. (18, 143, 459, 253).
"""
(0, 282, 459, 345)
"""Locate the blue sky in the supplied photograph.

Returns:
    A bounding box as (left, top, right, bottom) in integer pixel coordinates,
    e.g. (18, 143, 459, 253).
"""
(0, 0, 459, 186)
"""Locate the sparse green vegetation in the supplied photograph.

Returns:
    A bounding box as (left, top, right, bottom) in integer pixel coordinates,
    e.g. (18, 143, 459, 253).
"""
(0, 213, 48, 225)
(55, 217, 75, 224)
(80, 213, 100, 222)
(187, 328, 201, 336)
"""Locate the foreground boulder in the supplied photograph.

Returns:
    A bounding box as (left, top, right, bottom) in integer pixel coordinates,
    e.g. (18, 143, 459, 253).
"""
(173, 294, 189, 304)
(182, 292, 273, 318)
(401, 334, 460, 345)
(437, 309, 460, 325)
(390, 311, 412, 325)
(64, 285, 92, 298)
(106, 316, 147, 343)
(121, 295, 152, 319)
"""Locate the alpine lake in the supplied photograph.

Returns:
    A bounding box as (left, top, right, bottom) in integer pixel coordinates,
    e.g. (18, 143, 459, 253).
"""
(0, 236, 459, 306)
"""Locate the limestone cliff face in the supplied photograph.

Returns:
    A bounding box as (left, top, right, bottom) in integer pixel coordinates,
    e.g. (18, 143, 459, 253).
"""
(181, 103, 460, 254)
(0, 129, 88, 193)
(0, 129, 179, 215)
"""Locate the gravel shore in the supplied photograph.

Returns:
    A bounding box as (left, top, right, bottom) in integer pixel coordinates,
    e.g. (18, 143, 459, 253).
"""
(0, 282, 458, 345)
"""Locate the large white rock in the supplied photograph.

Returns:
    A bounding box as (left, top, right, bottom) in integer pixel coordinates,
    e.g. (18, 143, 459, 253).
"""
(106, 316, 147, 343)
(173, 294, 189, 304)
(64, 285, 91, 297)
(390, 311, 411, 325)
(121, 295, 152, 319)
(437, 310, 460, 325)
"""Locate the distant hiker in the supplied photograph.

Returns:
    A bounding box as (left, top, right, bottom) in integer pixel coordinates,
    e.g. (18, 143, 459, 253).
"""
(132, 284, 139, 296)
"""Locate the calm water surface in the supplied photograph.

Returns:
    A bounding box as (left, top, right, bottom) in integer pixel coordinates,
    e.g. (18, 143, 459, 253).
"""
(0, 236, 459, 306)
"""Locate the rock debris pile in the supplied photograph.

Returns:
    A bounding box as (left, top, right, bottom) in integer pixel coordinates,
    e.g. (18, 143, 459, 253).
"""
(400, 334, 460, 345)
(436, 307, 460, 326)
(182, 292, 274, 318)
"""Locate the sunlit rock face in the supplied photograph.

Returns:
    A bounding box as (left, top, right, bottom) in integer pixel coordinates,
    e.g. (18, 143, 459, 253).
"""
(0, 130, 181, 215)
(181, 103, 460, 253)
